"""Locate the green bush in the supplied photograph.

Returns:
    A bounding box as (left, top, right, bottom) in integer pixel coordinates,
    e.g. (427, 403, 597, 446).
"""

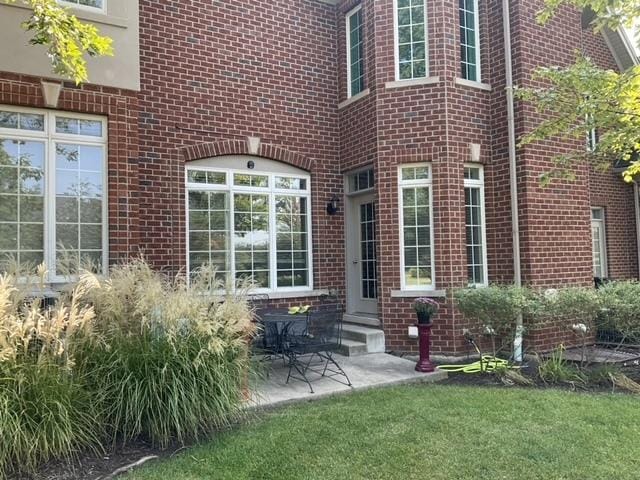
(597, 281, 640, 343)
(537, 347, 587, 386)
(0, 270, 102, 478)
(78, 261, 256, 447)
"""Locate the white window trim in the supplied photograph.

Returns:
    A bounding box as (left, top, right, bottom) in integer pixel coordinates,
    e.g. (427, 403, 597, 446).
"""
(59, 0, 106, 14)
(459, 0, 481, 83)
(0, 105, 109, 284)
(464, 164, 489, 287)
(185, 165, 314, 294)
(591, 207, 608, 278)
(393, 0, 430, 82)
(345, 165, 375, 196)
(346, 5, 364, 99)
(398, 163, 436, 291)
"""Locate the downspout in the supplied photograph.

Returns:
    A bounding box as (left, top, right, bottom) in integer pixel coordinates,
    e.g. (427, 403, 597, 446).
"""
(502, 0, 524, 361)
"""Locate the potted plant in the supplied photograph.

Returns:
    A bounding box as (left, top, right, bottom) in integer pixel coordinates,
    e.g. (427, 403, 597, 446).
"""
(413, 297, 439, 324)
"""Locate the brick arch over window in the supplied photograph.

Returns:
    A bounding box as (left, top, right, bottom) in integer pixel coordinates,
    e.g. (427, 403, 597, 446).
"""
(181, 139, 312, 171)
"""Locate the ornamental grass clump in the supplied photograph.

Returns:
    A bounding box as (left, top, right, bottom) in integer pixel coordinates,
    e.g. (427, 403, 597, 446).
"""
(78, 260, 256, 448)
(0, 266, 102, 479)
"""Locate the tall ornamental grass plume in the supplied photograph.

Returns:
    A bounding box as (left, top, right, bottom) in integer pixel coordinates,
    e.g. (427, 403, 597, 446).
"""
(78, 259, 257, 448)
(0, 265, 102, 479)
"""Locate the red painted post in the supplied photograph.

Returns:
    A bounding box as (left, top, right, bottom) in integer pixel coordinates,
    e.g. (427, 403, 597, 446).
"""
(415, 323, 435, 373)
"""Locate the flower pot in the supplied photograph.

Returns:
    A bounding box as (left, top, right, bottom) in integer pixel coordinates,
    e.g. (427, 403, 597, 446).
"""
(416, 311, 432, 325)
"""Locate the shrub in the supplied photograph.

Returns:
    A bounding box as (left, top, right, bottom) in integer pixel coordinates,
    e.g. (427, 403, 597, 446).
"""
(597, 281, 640, 344)
(0, 269, 102, 478)
(537, 347, 586, 386)
(77, 261, 256, 447)
(454, 285, 534, 356)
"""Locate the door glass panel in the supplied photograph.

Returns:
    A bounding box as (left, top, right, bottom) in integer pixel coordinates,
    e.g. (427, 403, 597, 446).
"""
(359, 202, 377, 299)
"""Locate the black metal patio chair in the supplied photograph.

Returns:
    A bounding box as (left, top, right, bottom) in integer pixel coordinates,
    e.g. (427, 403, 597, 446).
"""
(285, 305, 352, 393)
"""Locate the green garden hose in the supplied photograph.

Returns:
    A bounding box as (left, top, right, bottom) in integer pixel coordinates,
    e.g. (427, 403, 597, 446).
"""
(438, 355, 517, 374)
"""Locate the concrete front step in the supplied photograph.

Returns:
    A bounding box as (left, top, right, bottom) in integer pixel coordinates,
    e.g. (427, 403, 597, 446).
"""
(342, 323, 385, 353)
(335, 338, 369, 357)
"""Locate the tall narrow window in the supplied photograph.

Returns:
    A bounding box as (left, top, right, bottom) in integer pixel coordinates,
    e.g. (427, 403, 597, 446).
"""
(591, 208, 608, 279)
(464, 165, 488, 286)
(346, 6, 365, 97)
(187, 166, 312, 292)
(399, 165, 434, 290)
(395, 0, 427, 80)
(459, 0, 480, 81)
(0, 107, 107, 282)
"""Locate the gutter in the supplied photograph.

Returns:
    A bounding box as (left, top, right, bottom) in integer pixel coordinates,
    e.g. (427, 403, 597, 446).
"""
(502, 0, 524, 361)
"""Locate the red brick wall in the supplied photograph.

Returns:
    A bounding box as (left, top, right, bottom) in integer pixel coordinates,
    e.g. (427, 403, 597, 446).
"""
(0, 72, 140, 264)
(137, 0, 344, 296)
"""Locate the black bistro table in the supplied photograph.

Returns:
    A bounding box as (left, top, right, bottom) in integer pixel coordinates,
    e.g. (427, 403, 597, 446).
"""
(259, 311, 309, 360)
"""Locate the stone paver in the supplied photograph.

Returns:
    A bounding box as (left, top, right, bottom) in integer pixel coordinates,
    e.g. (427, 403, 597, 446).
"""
(249, 353, 446, 409)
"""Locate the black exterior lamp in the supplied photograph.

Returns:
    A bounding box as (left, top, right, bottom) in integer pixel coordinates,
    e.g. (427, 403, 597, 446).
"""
(327, 196, 340, 215)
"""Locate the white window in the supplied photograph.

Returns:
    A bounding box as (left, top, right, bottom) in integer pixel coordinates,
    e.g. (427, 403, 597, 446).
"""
(459, 0, 481, 82)
(394, 0, 428, 80)
(60, 0, 105, 11)
(398, 164, 435, 290)
(591, 207, 608, 278)
(587, 128, 599, 152)
(186, 166, 312, 292)
(464, 165, 488, 286)
(347, 168, 375, 194)
(346, 5, 365, 97)
(0, 106, 107, 282)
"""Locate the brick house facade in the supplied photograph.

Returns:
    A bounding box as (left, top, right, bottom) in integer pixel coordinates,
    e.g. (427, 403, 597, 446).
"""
(0, 0, 638, 356)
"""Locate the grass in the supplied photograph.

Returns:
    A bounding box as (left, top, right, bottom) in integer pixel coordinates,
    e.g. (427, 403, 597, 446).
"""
(126, 385, 640, 480)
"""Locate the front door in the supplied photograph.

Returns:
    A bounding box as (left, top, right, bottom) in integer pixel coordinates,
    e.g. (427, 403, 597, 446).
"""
(346, 194, 378, 316)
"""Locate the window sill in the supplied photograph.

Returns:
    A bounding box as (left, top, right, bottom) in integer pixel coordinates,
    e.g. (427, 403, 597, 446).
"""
(454, 78, 492, 91)
(391, 289, 447, 298)
(338, 89, 370, 110)
(260, 289, 331, 300)
(385, 76, 440, 89)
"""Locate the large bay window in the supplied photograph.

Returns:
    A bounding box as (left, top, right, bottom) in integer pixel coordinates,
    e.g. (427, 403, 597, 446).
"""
(464, 165, 488, 286)
(0, 107, 107, 282)
(398, 164, 435, 290)
(186, 166, 312, 292)
(394, 0, 428, 80)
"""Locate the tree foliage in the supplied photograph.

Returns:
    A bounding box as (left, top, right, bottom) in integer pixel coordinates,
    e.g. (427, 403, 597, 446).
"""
(3, 0, 113, 84)
(518, 0, 640, 185)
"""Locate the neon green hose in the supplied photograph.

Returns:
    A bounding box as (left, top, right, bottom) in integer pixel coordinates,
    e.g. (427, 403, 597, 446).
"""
(438, 355, 518, 373)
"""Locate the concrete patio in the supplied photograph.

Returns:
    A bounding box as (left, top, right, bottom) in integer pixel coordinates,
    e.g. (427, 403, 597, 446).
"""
(249, 353, 447, 409)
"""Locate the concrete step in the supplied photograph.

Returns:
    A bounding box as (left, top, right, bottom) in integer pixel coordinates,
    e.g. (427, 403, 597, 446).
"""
(335, 338, 369, 357)
(341, 323, 385, 353)
(343, 313, 380, 327)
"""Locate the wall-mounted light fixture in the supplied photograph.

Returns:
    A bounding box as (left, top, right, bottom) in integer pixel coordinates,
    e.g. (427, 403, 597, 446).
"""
(247, 160, 255, 169)
(327, 196, 339, 215)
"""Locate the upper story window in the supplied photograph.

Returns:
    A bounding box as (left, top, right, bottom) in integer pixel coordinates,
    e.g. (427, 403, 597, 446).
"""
(0, 107, 107, 283)
(464, 165, 488, 286)
(398, 164, 435, 290)
(459, 0, 481, 82)
(395, 0, 428, 80)
(60, 0, 105, 11)
(186, 164, 312, 293)
(346, 5, 365, 97)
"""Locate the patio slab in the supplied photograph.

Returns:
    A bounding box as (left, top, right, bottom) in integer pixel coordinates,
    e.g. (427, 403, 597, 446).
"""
(249, 353, 447, 409)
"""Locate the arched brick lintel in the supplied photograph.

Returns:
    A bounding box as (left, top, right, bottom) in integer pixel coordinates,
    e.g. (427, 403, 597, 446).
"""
(181, 140, 313, 171)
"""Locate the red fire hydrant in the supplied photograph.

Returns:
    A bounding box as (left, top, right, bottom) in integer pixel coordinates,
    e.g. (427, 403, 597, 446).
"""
(415, 323, 436, 373)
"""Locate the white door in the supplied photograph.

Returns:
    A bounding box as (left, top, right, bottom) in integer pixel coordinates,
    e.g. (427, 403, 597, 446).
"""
(346, 194, 378, 316)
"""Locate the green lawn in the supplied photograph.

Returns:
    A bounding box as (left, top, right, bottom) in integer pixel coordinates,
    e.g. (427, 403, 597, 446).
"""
(127, 385, 640, 480)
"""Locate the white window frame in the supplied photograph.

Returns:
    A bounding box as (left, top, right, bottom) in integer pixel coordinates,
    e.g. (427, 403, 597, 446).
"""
(185, 166, 314, 294)
(393, 0, 430, 81)
(346, 5, 364, 98)
(59, 0, 106, 13)
(464, 164, 489, 287)
(398, 163, 436, 291)
(459, 0, 481, 82)
(345, 166, 375, 195)
(0, 105, 109, 284)
(591, 207, 608, 278)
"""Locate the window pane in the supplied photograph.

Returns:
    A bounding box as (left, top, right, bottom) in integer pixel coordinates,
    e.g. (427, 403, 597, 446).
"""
(459, 0, 479, 81)
(465, 184, 486, 285)
(56, 117, 102, 137)
(188, 190, 229, 282)
(402, 186, 432, 287)
(348, 9, 365, 96)
(396, 0, 427, 80)
(55, 142, 104, 275)
(0, 138, 45, 274)
(276, 196, 309, 288)
(0, 111, 44, 131)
